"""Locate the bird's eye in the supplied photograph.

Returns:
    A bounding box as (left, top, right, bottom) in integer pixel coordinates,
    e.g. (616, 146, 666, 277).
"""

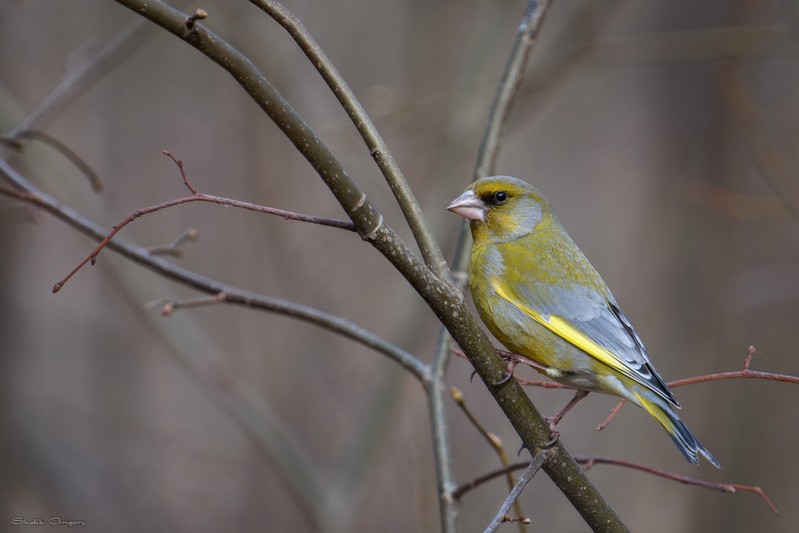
(494, 191, 507, 204)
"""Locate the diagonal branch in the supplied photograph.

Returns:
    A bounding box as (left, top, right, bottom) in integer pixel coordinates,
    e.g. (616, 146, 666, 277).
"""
(474, 0, 553, 181)
(0, 160, 428, 382)
(248, 0, 450, 279)
(484, 450, 553, 533)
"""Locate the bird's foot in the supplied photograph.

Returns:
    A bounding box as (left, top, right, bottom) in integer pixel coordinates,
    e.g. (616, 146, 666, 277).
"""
(491, 352, 526, 385)
(543, 416, 561, 447)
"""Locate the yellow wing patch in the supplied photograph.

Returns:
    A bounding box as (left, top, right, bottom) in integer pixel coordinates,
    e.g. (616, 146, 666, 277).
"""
(492, 279, 643, 385)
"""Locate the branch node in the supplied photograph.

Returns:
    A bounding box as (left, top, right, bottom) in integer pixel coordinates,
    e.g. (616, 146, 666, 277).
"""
(744, 345, 756, 370)
(185, 9, 208, 32)
(163, 150, 198, 194)
(361, 214, 384, 241)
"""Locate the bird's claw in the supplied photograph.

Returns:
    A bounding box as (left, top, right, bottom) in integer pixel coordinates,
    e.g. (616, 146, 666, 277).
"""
(492, 371, 513, 386)
(543, 416, 560, 447)
(517, 442, 527, 457)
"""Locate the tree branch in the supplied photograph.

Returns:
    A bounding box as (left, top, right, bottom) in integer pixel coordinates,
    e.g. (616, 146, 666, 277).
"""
(248, 0, 450, 279)
(597, 346, 799, 430)
(484, 450, 552, 533)
(456, 457, 779, 515)
(0, 160, 428, 382)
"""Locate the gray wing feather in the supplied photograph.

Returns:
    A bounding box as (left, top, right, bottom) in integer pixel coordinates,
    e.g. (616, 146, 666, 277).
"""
(518, 283, 679, 407)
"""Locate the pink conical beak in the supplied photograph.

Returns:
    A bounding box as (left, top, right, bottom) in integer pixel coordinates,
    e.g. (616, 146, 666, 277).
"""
(446, 190, 486, 221)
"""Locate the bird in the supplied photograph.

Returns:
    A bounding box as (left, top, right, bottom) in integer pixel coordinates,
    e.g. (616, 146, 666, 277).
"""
(447, 175, 720, 467)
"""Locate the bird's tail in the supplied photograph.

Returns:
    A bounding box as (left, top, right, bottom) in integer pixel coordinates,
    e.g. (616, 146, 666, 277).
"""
(633, 391, 721, 469)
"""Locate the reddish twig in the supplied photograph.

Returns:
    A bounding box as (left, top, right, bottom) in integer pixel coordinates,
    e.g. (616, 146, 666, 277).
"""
(596, 400, 626, 431)
(454, 457, 778, 515)
(575, 456, 779, 515)
(597, 346, 798, 431)
(162, 151, 198, 194)
(52, 151, 356, 293)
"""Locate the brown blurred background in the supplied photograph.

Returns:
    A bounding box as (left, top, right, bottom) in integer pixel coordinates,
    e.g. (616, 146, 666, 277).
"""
(1, 0, 798, 531)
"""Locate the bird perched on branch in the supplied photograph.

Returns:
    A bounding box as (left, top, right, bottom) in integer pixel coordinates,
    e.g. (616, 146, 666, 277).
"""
(447, 175, 719, 467)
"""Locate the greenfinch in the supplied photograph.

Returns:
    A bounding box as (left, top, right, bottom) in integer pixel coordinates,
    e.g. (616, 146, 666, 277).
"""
(447, 176, 719, 467)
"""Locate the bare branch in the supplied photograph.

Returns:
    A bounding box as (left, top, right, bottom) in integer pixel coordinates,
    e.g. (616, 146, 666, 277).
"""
(145, 292, 226, 316)
(5, 130, 103, 192)
(457, 457, 779, 516)
(0, 159, 427, 382)
(575, 456, 779, 515)
(597, 346, 799, 430)
(0, 20, 155, 166)
(474, 0, 553, 181)
(484, 450, 552, 533)
(146, 227, 199, 257)
(51, 153, 356, 293)
(248, 0, 449, 279)
(451, 387, 528, 532)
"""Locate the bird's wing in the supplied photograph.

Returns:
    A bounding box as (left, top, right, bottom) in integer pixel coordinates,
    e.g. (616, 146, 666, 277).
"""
(492, 277, 678, 407)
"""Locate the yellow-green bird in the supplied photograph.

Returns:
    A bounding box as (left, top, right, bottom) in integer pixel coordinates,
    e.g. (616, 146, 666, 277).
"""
(447, 176, 719, 467)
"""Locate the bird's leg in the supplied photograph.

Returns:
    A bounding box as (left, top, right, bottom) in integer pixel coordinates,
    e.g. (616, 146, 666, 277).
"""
(544, 390, 589, 446)
(493, 349, 550, 385)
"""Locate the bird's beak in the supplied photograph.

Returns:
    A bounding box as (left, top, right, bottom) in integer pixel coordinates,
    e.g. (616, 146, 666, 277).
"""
(446, 190, 486, 221)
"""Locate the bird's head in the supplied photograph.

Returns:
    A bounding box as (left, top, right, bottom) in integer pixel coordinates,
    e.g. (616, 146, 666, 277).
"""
(447, 176, 553, 243)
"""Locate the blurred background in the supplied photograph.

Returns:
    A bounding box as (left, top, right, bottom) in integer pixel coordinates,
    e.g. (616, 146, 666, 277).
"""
(1, 0, 798, 531)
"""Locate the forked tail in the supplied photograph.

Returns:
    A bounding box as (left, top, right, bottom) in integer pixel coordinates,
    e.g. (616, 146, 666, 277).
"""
(634, 392, 721, 469)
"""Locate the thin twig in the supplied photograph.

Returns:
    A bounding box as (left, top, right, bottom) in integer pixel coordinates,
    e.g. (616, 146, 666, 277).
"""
(145, 292, 226, 316)
(0, 20, 155, 164)
(51, 191, 354, 292)
(52, 152, 356, 293)
(0, 160, 428, 383)
(426, 331, 460, 532)
(574, 456, 779, 515)
(484, 450, 552, 533)
(9, 130, 104, 192)
(146, 227, 199, 257)
(451, 387, 528, 532)
(456, 457, 779, 515)
(474, 0, 553, 181)
(597, 346, 798, 430)
(248, 0, 449, 279)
